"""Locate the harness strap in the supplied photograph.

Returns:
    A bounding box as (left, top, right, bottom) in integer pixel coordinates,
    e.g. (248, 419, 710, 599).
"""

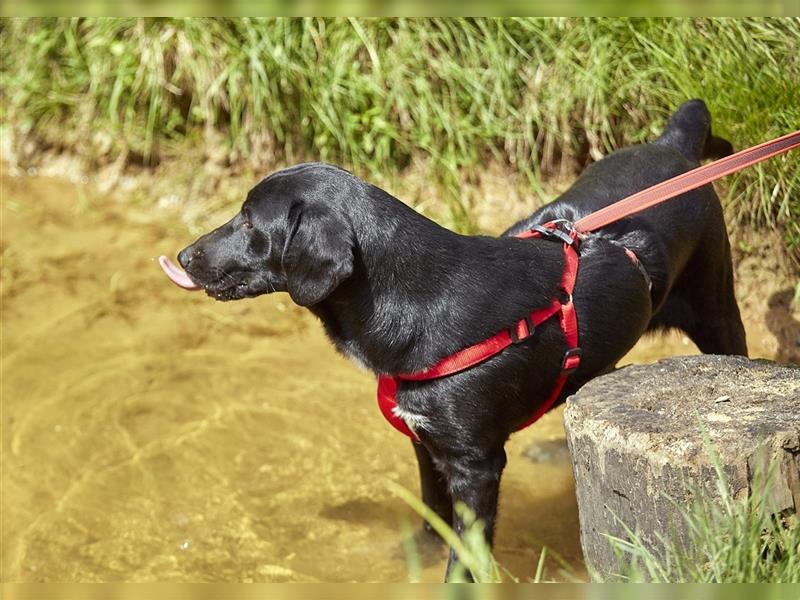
(398, 298, 562, 382)
(513, 234, 581, 432)
(378, 222, 581, 439)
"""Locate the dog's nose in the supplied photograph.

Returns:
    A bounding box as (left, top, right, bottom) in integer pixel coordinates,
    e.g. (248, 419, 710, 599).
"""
(178, 246, 202, 268)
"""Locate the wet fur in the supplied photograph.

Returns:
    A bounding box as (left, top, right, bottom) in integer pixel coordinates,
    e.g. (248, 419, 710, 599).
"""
(178, 99, 746, 580)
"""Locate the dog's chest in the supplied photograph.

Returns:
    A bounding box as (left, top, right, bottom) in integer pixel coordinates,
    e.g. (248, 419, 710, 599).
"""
(334, 339, 373, 371)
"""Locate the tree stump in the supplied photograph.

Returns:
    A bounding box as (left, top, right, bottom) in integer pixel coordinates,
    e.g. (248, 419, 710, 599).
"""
(563, 355, 800, 577)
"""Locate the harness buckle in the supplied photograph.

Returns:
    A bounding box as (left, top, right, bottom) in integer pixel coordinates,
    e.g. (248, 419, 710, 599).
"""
(509, 315, 535, 344)
(532, 221, 580, 248)
(561, 347, 582, 374)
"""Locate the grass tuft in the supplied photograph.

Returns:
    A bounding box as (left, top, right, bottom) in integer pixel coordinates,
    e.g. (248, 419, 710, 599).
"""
(602, 426, 800, 583)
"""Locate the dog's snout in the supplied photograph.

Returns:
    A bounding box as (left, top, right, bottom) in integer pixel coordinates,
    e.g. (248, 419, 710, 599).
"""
(178, 246, 203, 268)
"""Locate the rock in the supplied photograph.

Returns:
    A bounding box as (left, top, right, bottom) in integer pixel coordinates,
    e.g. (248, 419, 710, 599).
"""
(522, 438, 572, 465)
(563, 355, 800, 577)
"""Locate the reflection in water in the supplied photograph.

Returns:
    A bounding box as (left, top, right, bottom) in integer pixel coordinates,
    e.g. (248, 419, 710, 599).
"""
(0, 174, 781, 582)
(766, 289, 800, 365)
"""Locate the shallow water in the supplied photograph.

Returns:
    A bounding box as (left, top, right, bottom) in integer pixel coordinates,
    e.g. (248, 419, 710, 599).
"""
(0, 173, 785, 582)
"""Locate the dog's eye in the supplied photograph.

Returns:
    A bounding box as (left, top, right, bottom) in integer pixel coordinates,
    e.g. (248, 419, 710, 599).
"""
(242, 220, 253, 230)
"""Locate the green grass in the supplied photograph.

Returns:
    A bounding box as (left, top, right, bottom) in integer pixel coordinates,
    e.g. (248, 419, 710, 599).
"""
(391, 482, 506, 582)
(1, 18, 798, 254)
(605, 497, 799, 583)
(603, 445, 800, 583)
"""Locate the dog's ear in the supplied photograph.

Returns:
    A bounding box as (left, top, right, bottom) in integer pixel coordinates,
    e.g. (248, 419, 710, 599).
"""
(282, 203, 354, 307)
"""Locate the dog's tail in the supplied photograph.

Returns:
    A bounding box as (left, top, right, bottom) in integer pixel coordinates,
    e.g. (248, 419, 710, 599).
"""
(655, 99, 733, 163)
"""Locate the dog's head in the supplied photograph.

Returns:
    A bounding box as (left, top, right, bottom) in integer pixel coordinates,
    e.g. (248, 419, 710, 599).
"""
(178, 164, 355, 306)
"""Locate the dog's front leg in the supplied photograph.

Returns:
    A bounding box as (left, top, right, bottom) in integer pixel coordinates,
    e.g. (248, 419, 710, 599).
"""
(441, 447, 507, 582)
(412, 440, 453, 539)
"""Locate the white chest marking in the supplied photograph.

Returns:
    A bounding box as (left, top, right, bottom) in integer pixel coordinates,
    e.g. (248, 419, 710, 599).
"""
(391, 405, 431, 432)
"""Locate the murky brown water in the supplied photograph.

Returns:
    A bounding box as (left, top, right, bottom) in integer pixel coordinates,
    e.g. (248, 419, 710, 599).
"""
(1, 173, 791, 582)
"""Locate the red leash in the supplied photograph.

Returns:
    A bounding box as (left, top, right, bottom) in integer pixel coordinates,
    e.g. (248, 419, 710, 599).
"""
(575, 130, 800, 233)
(378, 129, 800, 439)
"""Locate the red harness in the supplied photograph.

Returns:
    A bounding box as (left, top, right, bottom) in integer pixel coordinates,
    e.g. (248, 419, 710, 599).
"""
(377, 221, 582, 439)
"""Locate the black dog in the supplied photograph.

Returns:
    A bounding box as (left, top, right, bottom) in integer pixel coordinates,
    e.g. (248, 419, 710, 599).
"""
(174, 99, 746, 580)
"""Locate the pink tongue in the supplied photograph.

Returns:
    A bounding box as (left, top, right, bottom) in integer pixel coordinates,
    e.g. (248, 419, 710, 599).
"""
(158, 255, 202, 290)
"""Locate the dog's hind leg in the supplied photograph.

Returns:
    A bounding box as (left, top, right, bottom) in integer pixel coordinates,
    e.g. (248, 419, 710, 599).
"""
(685, 286, 747, 356)
(649, 226, 747, 356)
(412, 441, 453, 539)
(650, 289, 746, 355)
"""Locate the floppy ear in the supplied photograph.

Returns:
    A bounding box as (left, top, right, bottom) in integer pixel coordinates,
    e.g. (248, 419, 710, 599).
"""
(282, 203, 354, 307)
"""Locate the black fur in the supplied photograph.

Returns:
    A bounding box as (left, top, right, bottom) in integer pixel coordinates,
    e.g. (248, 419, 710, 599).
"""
(177, 99, 747, 580)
